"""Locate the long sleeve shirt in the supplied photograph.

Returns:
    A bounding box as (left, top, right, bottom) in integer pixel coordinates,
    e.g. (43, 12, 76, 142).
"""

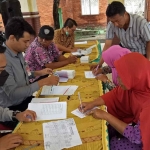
(0, 44, 39, 107)
(0, 107, 13, 122)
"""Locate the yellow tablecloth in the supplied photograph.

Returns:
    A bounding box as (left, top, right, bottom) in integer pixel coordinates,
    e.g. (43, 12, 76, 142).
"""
(13, 41, 109, 150)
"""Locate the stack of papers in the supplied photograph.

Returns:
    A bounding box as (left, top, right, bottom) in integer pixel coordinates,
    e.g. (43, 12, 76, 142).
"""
(72, 45, 96, 56)
(43, 118, 82, 150)
(85, 45, 96, 55)
(74, 41, 87, 44)
(41, 85, 78, 95)
(61, 70, 75, 79)
(72, 49, 85, 56)
(55, 71, 68, 82)
(84, 71, 96, 78)
(80, 56, 89, 63)
(31, 97, 59, 103)
(28, 102, 67, 121)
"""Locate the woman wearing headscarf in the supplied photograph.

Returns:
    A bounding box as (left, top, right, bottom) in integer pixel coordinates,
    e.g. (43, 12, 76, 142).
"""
(79, 53, 150, 150)
(93, 45, 131, 91)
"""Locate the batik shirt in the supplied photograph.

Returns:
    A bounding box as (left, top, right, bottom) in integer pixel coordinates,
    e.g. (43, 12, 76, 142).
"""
(24, 37, 60, 81)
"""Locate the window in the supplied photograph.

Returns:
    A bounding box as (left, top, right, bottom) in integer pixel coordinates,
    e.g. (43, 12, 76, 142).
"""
(81, 0, 99, 15)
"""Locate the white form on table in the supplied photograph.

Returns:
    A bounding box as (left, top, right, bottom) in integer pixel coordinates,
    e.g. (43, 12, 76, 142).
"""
(31, 97, 59, 103)
(84, 71, 96, 78)
(43, 118, 82, 150)
(28, 102, 67, 121)
(41, 85, 78, 96)
(55, 71, 69, 82)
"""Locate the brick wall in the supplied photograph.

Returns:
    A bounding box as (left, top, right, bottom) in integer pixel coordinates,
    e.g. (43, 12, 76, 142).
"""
(36, 0, 108, 27)
(36, 0, 54, 26)
(23, 14, 41, 35)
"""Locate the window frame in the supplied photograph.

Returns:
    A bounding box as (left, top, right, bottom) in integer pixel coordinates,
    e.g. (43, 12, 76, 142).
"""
(81, 0, 100, 16)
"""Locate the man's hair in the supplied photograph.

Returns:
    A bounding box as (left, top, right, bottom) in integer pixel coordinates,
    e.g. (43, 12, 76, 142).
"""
(64, 18, 77, 28)
(0, 45, 6, 53)
(5, 17, 35, 40)
(106, 1, 126, 17)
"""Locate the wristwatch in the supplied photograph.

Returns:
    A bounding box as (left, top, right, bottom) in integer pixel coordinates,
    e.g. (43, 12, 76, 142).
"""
(12, 110, 21, 121)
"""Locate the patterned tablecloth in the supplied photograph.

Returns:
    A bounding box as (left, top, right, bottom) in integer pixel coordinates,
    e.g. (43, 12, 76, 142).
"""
(14, 41, 109, 150)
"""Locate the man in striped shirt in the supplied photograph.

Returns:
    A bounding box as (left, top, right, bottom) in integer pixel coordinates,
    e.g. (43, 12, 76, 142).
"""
(91, 1, 150, 72)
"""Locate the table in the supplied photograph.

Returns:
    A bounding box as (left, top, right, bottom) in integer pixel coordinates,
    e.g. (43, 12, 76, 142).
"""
(13, 41, 109, 150)
(74, 40, 102, 63)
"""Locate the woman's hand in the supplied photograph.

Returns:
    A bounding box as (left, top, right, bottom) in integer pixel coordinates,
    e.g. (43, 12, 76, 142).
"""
(92, 68, 103, 76)
(88, 109, 108, 119)
(89, 109, 128, 135)
(78, 101, 96, 113)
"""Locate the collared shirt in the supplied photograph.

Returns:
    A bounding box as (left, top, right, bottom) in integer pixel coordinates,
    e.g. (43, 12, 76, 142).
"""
(54, 28, 74, 48)
(24, 37, 60, 74)
(0, 43, 39, 107)
(106, 14, 150, 55)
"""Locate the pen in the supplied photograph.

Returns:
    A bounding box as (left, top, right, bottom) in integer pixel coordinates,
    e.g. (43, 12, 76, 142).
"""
(63, 86, 71, 95)
(51, 85, 53, 92)
(96, 64, 100, 71)
(50, 72, 59, 92)
(78, 92, 83, 113)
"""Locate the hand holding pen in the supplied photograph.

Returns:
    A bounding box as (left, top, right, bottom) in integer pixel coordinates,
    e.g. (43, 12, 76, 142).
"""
(15, 110, 37, 122)
(92, 64, 103, 76)
(50, 72, 59, 91)
(95, 64, 100, 71)
(78, 101, 95, 114)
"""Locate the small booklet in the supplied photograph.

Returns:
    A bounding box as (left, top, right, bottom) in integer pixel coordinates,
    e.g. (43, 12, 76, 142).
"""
(41, 85, 78, 96)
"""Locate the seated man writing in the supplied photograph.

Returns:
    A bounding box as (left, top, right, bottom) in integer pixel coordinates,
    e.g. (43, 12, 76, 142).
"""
(24, 25, 77, 81)
(54, 18, 78, 53)
(0, 17, 59, 111)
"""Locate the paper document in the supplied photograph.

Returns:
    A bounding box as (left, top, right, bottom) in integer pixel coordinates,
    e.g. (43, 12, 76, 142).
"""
(72, 50, 85, 56)
(85, 45, 96, 55)
(55, 71, 68, 82)
(72, 51, 83, 56)
(71, 107, 99, 118)
(28, 102, 67, 121)
(31, 97, 59, 103)
(43, 118, 82, 150)
(72, 45, 96, 56)
(41, 85, 78, 95)
(71, 109, 86, 118)
(59, 77, 68, 82)
(80, 56, 89, 63)
(84, 71, 96, 78)
(61, 70, 75, 79)
(74, 41, 87, 44)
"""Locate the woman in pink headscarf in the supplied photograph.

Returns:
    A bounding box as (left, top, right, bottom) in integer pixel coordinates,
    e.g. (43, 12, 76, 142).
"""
(94, 45, 131, 91)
